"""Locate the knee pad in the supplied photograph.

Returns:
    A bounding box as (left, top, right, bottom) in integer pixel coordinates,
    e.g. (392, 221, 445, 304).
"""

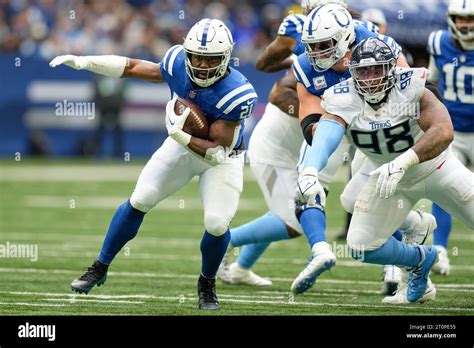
(204, 214, 230, 236)
(294, 198, 325, 221)
(340, 192, 355, 214)
(130, 186, 160, 213)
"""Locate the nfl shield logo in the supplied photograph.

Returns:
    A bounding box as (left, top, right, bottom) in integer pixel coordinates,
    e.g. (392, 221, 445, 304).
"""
(313, 76, 327, 90)
(189, 91, 197, 99)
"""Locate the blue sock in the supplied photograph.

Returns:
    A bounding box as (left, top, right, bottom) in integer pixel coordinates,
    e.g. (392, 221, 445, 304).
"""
(237, 242, 270, 269)
(298, 206, 326, 247)
(432, 203, 452, 248)
(352, 237, 422, 267)
(200, 230, 231, 279)
(230, 213, 290, 247)
(98, 200, 145, 265)
(392, 229, 403, 241)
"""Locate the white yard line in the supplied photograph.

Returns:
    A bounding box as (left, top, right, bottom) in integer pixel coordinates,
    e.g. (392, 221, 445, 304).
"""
(2, 291, 473, 312)
(0, 301, 67, 307)
(153, 296, 474, 313)
(24, 195, 265, 211)
(1, 267, 474, 290)
(43, 298, 144, 304)
(2, 291, 155, 299)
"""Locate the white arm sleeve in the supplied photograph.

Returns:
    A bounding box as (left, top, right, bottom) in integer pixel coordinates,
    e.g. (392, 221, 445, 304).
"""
(80, 55, 127, 77)
(427, 56, 439, 83)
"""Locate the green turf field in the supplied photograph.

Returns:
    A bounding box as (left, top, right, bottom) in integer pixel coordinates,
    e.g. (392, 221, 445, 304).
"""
(0, 159, 473, 315)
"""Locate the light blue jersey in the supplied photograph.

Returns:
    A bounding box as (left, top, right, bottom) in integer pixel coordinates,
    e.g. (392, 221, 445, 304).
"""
(428, 30, 474, 132)
(160, 45, 258, 149)
(292, 24, 401, 97)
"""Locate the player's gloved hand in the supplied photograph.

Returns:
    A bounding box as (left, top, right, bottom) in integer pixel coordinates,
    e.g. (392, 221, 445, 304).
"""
(165, 97, 192, 146)
(296, 167, 326, 207)
(369, 149, 419, 198)
(49, 55, 89, 70)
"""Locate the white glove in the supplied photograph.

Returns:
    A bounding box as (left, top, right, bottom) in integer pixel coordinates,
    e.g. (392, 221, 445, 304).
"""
(49, 55, 89, 70)
(296, 167, 326, 207)
(369, 149, 419, 198)
(165, 98, 192, 146)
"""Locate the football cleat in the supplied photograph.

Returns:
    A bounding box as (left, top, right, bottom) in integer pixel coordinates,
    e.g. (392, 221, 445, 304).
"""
(216, 246, 233, 283)
(197, 275, 220, 310)
(432, 245, 451, 276)
(382, 277, 436, 304)
(381, 265, 402, 296)
(407, 245, 438, 302)
(218, 262, 272, 286)
(402, 207, 437, 246)
(71, 259, 108, 294)
(291, 247, 336, 294)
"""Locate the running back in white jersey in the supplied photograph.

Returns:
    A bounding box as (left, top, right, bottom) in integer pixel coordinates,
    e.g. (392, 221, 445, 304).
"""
(321, 67, 450, 183)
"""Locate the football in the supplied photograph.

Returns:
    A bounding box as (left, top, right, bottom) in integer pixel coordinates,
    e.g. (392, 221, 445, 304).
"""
(174, 97, 209, 139)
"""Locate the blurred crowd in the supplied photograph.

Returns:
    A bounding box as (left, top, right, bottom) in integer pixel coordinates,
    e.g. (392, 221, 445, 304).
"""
(0, 0, 299, 62)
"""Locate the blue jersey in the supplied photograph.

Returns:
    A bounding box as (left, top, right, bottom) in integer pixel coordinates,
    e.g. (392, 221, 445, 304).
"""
(160, 45, 258, 149)
(278, 14, 306, 55)
(428, 30, 474, 132)
(292, 24, 401, 97)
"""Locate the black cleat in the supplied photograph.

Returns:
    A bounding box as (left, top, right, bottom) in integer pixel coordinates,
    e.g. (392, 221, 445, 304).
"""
(197, 275, 220, 310)
(71, 259, 108, 294)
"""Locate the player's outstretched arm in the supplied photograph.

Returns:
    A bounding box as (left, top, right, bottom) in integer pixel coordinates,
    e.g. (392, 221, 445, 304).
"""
(413, 88, 454, 162)
(268, 70, 299, 117)
(49, 54, 164, 83)
(256, 35, 296, 72)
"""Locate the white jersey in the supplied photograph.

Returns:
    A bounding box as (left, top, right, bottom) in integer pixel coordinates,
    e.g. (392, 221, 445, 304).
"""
(321, 67, 449, 183)
(248, 103, 303, 168)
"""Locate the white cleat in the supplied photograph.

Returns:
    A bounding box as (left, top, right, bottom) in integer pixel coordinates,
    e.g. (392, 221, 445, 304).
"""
(382, 277, 436, 304)
(216, 246, 234, 283)
(432, 245, 451, 276)
(403, 207, 437, 246)
(291, 243, 336, 294)
(381, 265, 402, 296)
(219, 262, 272, 286)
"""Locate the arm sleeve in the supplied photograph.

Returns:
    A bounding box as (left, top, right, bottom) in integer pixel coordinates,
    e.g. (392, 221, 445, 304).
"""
(303, 118, 345, 171)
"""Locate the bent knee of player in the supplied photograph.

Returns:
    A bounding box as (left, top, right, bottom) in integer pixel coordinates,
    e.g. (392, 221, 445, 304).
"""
(130, 186, 160, 213)
(204, 213, 230, 236)
(340, 191, 355, 214)
(347, 229, 382, 260)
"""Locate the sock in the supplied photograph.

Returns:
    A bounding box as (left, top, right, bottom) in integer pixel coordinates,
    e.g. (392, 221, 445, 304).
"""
(237, 242, 270, 269)
(352, 237, 422, 267)
(432, 203, 452, 248)
(392, 229, 403, 241)
(200, 230, 231, 279)
(98, 200, 145, 265)
(298, 207, 326, 247)
(230, 213, 290, 247)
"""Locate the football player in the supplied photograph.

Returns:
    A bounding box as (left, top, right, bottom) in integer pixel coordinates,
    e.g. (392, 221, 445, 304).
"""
(290, 4, 436, 295)
(49, 19, 257, 310)
(427, 0, 474, 276)
(299, 37, 474, 303)
(217, 0, 383, 287)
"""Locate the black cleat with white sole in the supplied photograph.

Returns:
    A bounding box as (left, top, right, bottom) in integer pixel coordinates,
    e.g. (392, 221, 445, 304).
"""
(197, 275, 220, 310)
(71, 259, 108, 294)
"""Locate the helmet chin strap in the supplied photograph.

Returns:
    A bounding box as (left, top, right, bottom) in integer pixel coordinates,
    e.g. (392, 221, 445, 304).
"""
(458, 39, 474, 50)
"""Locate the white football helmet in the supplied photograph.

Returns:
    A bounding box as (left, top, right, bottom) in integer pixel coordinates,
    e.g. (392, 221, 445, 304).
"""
(183, 18, 234, 87)
(447, 0, 474, 50)
(301, 0, 347, 12)
(301, 4, 355, 71)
